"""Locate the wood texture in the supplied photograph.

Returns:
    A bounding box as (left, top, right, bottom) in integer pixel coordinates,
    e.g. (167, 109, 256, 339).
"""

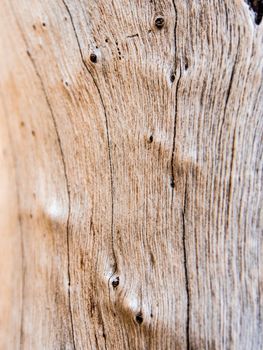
(0, 1, 262, 349)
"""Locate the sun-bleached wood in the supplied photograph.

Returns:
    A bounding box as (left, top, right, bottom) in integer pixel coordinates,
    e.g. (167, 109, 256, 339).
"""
(0, 0, 262, 349)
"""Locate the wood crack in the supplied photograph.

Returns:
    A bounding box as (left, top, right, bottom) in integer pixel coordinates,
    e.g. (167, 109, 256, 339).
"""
(182, 178, 190, 350)
(61, 0, 117, 299)
(126, 33, 139, 39)
(170, 4, 189, 346)
(170, 0, 182, 199)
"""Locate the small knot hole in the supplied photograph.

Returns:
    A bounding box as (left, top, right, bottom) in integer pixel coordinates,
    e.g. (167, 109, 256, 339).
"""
(135, 312, 143, 325)
(155, 16, 165, 29)
(90, 53, 97, 63)
(112, 277, 119, 288)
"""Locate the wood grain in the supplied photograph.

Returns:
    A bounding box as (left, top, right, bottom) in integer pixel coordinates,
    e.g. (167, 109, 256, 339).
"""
(0, 0, 262, 349)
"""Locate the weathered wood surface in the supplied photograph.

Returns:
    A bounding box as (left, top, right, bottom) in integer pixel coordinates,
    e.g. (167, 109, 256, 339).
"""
(0, 1, 262, 349)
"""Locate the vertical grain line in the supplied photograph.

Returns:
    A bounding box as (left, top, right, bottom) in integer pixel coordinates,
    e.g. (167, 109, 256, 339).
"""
(9, 7, 77, 348)
(25, 51, 76, 350)
(0, 94, 25, 348)
(61, 0, 117, 288)
(226, 128, 236, 233)
(218, 36, 240, 149)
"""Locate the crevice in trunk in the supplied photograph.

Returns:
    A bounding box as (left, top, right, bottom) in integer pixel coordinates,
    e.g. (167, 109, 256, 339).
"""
(246, 0, 263, 24)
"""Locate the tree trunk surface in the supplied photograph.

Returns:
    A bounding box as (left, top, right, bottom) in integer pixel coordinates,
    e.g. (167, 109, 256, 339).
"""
(0, 1, 262, 349)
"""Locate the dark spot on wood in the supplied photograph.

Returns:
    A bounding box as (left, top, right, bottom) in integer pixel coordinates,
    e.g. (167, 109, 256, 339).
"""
(150, 312, 153, 318)
(112, 276, 119, 288)
(20, 121, 25, 127)
(90, 298, 95, 317)
(42, 22, 46, 27)
(246, 0, 263, 24)
(148, 135, 153, 143)
(170, 176, 175, 188)
(115, 41, 122, 59)
(150, 251, 155, 266)
(65, 81, 69, 86)
(90, 53, 97, 63)
(170, 73, 176, 83)
(32, 24, 36, 30)
(105, 38, 109, 43)
(127, 33, 139, 39)
(29, 214, 33, 219)
(64, 17, 68, 21)
(80, 255, 84, 269)
(31, 130, 36, 136)
(155, 16, 165, 29)
(184, 57, 189, 70)
(135, 312, 143, 324)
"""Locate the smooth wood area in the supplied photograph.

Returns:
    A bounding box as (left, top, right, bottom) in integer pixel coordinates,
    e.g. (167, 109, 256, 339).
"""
(0, 1, 262, 349)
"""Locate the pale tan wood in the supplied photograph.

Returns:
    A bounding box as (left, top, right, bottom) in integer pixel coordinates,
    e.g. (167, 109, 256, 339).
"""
(0, 0, 262, 349)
